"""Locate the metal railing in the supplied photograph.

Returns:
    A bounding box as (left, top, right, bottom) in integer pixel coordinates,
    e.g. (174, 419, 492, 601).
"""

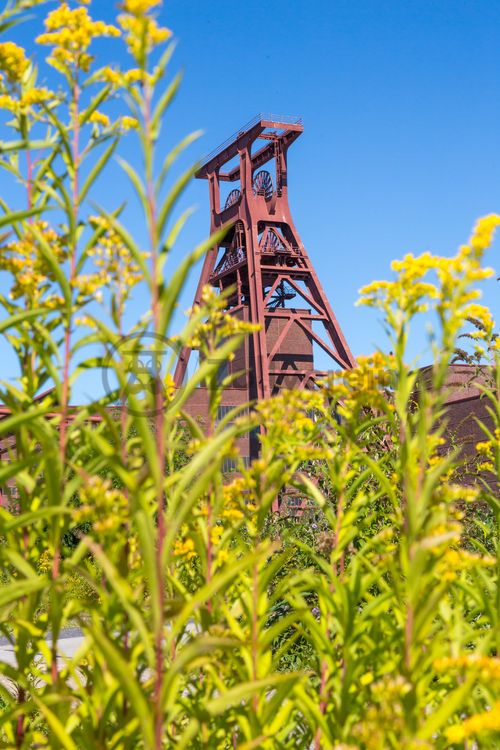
(202, 113, 303, 166)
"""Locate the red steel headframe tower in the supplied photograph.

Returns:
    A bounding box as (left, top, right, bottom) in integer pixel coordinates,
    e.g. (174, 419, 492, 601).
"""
(174, 114, 355, 399)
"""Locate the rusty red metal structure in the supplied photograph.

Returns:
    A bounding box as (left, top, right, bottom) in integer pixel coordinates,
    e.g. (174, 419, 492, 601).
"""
(173, 114, 356, 400)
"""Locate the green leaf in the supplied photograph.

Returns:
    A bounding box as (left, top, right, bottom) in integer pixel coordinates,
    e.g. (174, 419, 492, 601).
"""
(206, 674, 299, 716)
(155, 131, 202, 194)
(80, 137, 118, 202)
(0, 205, 44, 229)
(0, 306, 52, 335)
(86, 621, 155, 748)
(116, 155, 149, 217)
(151, 70, 182, 134)
(0, 138, 57, 154)
(417, 674, 476, 740)
(32, 697, 79, 750)
(2, 506, 71, 532)
(79, 84, 112, 126)
(80, 537, 155, 667)
(0, 577, 47, 609)
(158, 226, 227, 334)
(157, 162, 198, 239)
(29, 222, 72, 304)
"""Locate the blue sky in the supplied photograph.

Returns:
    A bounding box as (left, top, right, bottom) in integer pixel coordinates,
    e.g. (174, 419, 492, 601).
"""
(2, 0, 500, 398)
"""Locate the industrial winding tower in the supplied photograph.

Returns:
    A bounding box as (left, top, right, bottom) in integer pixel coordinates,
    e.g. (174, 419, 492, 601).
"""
(174, 114, 356, 406)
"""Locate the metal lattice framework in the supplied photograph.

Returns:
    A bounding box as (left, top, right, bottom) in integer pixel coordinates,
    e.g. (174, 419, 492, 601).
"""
(252, 170, 273, 200)
(174, 115, 356, 398)
(224, 188, 241, 209)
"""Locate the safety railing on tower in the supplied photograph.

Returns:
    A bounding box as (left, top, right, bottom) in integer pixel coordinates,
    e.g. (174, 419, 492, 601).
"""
(202, 113, 303, 166)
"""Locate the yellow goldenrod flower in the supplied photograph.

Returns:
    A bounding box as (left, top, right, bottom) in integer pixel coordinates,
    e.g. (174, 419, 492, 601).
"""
(0, 221, 69, 306)
(470, 213, 500, 252)
(86, 215, 145, 316)
(164, 373, 175, 401)
(122, 0, 162, 13)
(37, 3, 120, 73)
(99, 66, 123, 85)
(123, 67, 144, 84)
(446, 701, 500, 743)
(118, 0, 171, 63)
(21, 87, 55, 108)
(119, 115, 139, 130)
(74, 476, 128, 535)
(173, 537, 196, 560)
(0, 93, 16, 111)
(210, 525, 224, 546)
(435, 654, 500, 680)
(89, 109, 110, 127)
(0, 42, 29, 82)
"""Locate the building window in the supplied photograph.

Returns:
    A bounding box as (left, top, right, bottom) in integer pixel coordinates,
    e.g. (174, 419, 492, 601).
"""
(221, 457, 237, 473)
(216, 405, 233, 425)
(221, 456, 250, 473)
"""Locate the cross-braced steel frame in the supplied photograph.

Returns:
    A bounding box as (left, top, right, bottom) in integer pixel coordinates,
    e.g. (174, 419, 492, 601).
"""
(173, 114, 356, 399)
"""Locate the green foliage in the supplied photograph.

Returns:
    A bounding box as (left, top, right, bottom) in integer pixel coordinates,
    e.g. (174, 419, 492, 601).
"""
(0, 3, 498, 749)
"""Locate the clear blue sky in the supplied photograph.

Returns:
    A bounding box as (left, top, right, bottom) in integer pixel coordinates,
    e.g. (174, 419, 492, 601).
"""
(2, 0, 500, 398)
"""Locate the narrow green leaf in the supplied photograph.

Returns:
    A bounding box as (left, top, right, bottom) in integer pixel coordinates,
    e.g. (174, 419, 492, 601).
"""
(206, 674, 298, 716)
(79, 84, 112, 126)
(0, 578, 46, 609)
(30, 222, 72, 304)
(116, 155, 149, 216)
(32, 697, 78, 750)
(155, 131, 202, 193)
(2, 506, 71, 532)
(151, 70, 182, 133)
(80, 137, 118, 202)
(157, 162, 198, 239)
(87, 622, 154, 748)
(0, 205, 44, 229)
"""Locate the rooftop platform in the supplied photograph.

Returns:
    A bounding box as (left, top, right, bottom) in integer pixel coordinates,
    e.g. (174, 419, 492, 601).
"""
(196, 113, 303, 181)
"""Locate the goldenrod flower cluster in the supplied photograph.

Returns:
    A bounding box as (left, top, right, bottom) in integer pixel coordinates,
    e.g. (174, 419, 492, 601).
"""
(122, 0, 162, 12)
(173, 528, 196, 561)
(257, 389, 332, 461)
(98, 66, 149, 90)
(87, 216, 145, 311)
(120, 115, 139, 130)
(164, 372, 175, 401)
(0, 221, 68, 306)
(37, 549, 52, 574)
(437, 547, 495, 582)
(341, 352, 395, 419)
(358, 214, 499, 346)
(445, 701, 500, 743)
(435, 654, 500, 680)
(186, 285, 260, 353)
(475, 436, 498, 474)
(127, 533, 141, 570)
(72, 273, 105, 304)
(74, 476, 128, 535)
(470, 213, 500, 252)
(87, 111, 139, 132)
(88, 110, 110, 128)
(220, 478, 249, 521)
(0, 42, 29, 83)
(432, 482, 479, 504)
(0, 86, 55, 115)
(36, 3, 120, 73)
(0, 40, 57, 118)
(353, 676, 429, 750)
(211, 525, 224, 546)
(118, 0, 171, 64)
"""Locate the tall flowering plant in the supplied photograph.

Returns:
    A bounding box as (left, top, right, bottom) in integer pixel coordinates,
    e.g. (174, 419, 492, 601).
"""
(0, 2, 498, 749)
